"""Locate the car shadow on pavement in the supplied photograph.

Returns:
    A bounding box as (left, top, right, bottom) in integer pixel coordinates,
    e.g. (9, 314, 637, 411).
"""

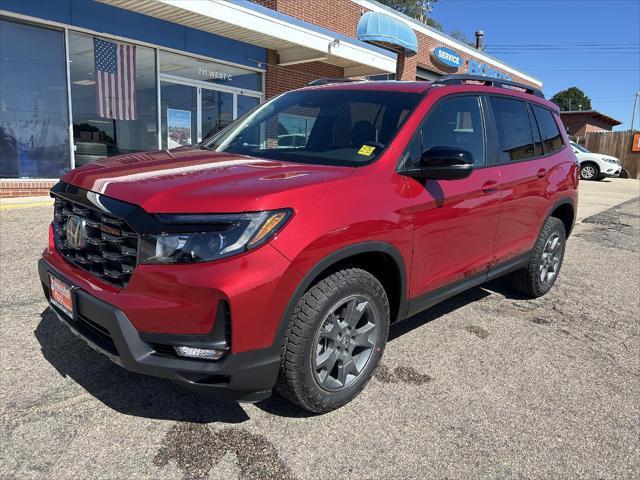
(35, 308, 252, 424)
(36, 307, 317, 420)
(388, 277, 528, 341)
(35, 278, 526, 421)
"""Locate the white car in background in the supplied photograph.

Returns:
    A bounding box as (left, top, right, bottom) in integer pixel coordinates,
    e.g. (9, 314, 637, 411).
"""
(570, 141, 622, 181)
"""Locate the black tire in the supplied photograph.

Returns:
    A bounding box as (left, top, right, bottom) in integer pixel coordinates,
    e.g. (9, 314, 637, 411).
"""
(276, 268, 390, 413)
(509, 217, 566, 298)
(579, 163, 599, 181)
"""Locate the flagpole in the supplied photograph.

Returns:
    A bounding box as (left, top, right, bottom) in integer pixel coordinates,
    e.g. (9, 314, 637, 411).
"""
(112, 119, 118, 154)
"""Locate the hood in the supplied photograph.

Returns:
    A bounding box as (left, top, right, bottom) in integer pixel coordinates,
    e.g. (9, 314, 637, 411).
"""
(576, 151, 619, 163)
(62, 148, 354, 213)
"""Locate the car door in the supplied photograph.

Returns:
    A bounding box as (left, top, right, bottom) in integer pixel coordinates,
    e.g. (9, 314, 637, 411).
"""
(487, 96, 560, 263)
(401, 94, 502, 302)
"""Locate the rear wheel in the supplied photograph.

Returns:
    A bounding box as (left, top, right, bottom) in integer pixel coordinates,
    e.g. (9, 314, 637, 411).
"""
(579, 163, 599, 181)
(276, 268, 389, 413)
(509, 217, 566, 298)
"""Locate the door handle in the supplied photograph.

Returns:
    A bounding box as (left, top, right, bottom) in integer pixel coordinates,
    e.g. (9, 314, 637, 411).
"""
(482, 180, 499, 193)
(537, 168, 547, 178)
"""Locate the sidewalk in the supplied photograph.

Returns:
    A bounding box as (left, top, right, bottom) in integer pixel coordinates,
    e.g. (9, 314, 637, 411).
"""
(0, 196, 53, 211)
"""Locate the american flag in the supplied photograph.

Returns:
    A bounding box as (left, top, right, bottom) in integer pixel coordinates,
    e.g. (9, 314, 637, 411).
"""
(94, 37, 137, 120)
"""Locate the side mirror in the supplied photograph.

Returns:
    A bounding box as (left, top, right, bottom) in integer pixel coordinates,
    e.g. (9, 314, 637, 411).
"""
(402, 146, 474, 180)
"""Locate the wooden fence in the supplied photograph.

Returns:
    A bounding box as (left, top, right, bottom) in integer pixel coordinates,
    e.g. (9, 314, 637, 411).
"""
(576, 131, 640, 179)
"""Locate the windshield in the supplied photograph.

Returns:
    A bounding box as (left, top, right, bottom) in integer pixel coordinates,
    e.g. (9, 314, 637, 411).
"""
(571, 142, 591, 153)
(200, 89, 422, 167)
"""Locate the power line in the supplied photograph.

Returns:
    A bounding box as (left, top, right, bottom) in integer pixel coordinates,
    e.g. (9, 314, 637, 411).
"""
(486, 51, 640, 55)
(534, 69, 639, 72)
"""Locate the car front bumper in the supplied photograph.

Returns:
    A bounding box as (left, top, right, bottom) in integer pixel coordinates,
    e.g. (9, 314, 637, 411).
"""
(39, 258, 281, 402)
(601, 165, 622, 177)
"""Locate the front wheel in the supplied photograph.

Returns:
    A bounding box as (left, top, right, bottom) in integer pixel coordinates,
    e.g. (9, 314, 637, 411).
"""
(509, 217, 566, 298)
(580, 163, 599, 180)
(276, 268, 389, 413)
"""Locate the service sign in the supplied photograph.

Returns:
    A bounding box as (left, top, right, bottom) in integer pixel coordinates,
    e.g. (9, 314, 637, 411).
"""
(431, 47, 463, 70)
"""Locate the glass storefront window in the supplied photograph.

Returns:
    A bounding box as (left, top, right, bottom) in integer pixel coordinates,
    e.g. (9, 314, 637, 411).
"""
(237, 95, 260, 118)
(68, 31, 157, 165)
(159, 51, 262, 92)
(160, 82, 198, 149)
(202, 90, 233, 140)
(1, 20, 264, 179)
(0, 19, 70, 178)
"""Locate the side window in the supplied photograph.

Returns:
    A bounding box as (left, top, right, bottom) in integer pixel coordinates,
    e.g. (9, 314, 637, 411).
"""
(409, 95, 485, 168)
(527, 103, 544, 157)
(490, 97, 535, 163)
(532, 104, 564, 154)
(491, 97, 535, 163)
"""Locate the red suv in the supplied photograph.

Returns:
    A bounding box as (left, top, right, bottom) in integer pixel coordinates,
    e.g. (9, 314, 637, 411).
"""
(39, 75, 578, 413)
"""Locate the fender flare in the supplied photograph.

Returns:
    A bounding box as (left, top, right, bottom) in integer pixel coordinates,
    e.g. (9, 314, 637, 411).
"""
(272, 241, 408, 349)
(545, 197, 577, 237)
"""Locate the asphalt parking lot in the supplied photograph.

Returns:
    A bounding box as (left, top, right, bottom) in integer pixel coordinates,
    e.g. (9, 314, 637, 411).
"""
(1, 178, 639, 479)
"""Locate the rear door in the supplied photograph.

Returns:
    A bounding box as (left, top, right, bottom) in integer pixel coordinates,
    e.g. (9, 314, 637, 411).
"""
(488, 96, 562, 263)
(402, 95, 502, 299)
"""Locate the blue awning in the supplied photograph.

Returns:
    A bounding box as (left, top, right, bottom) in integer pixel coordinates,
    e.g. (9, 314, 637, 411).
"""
(356, 11, 418, 56)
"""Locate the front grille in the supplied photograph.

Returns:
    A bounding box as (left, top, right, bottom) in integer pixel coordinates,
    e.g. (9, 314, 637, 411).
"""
(53, 196, 138, 288)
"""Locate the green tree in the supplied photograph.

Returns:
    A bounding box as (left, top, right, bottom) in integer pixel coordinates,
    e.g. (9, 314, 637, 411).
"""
(449, 30, 475, 48)
(426, 17, 444, 32)
(377, 1, 440, 24)
(550, 87, 592, 111)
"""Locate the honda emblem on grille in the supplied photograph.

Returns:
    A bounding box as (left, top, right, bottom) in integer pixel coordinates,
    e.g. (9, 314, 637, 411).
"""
(66, 215, 87, 250)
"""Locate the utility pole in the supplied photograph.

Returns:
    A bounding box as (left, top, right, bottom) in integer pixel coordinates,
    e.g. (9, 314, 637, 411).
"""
(631, 91, 640, 131)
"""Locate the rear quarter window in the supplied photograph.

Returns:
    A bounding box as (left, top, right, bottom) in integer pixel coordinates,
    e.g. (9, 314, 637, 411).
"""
(532, 104, 564, 154)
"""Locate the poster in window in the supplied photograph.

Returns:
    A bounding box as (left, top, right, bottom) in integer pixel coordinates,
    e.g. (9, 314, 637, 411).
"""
(167, 109, 192, 148)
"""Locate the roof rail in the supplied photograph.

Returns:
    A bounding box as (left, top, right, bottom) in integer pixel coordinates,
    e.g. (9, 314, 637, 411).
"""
(307, 78, 362, 86)
(432, 74, 544, 98)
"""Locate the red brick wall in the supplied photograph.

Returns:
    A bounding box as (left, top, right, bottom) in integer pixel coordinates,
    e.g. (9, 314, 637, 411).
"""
(560, 113, 615, 137)
(0, 180, 55, 198)
(265, 50, 344, 98)
(252, 0, 539, 87)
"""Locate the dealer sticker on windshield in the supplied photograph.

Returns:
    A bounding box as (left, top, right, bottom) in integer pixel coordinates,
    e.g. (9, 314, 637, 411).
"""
(357, 145, 375, 156)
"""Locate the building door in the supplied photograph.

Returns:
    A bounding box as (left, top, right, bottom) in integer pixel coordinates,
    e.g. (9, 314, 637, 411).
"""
(160, 77, 261, 149)
(201, 89, 233, 140)
(161, 81, 198, 149)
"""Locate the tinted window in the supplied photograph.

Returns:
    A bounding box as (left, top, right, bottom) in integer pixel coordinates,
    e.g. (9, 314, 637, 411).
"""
(532, 105, 564, 154)
(203, 90, 420, 166)
(405, 95, 485, 168)
(527, 104, 544, 157)
(490, 97, 535, 163)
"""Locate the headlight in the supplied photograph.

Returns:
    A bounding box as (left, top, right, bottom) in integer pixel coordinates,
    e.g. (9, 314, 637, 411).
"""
(139, 209, 292, 264)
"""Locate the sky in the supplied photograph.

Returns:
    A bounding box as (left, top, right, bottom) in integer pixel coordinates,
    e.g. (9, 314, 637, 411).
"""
(428, 0, 640, 130)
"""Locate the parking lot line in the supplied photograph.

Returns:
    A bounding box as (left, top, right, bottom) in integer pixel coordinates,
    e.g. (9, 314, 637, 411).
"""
(0, 201, 53, 211)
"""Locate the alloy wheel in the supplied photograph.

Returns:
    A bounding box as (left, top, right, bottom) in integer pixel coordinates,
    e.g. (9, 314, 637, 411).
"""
(581, 165, 596, 179)
(312, 295, 378, 391)
(539, 232, 562, 284)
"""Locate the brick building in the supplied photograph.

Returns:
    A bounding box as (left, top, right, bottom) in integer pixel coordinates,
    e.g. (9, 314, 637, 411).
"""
(255, 0, 541, 96)
(560, 110, 622, 138)
(0, 0, 539, 197)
